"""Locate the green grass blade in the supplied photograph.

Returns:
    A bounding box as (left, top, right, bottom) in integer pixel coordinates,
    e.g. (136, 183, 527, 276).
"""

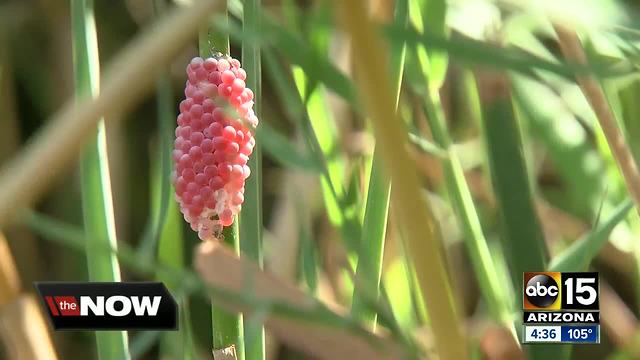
(292, 68, 347, 229)
(419, 85, 514, 329)
(71, 0, 129, 359)
(240, 0, 265, 358)
(351, 0, 408, 329)
(550, 199, 633, 272)
(255, 121, 320, 172)
(410, 0, 448, 89)
(263, 42, 410, 344)
(410, 0, 513, 329)
(475, 73, 566, 360)
(212, 218, 244, 358)
(385, 24, 627, 80)
(200, 3, 244, 358)
(148, 1, 196, 358)
(264, 51, 360, 253)
(476, 73, 547, 288)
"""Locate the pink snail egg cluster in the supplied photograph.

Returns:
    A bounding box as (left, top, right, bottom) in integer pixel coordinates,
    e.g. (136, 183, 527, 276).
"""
(173, 55, 258, 241)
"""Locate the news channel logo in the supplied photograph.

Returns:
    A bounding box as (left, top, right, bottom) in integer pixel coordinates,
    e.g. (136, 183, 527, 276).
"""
(523, 272, 599, 311)
(522, 272, 600, 344)
(35, 282, 178, 330)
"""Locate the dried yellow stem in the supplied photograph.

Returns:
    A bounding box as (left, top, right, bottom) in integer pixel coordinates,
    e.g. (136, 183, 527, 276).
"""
(555, 25, 640, 214)
(332, 0, 467, 359)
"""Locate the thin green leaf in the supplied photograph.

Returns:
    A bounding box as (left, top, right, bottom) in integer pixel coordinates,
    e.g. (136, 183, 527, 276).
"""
(256, 123, 320, 171)
(550, 199, 633, 272)
(240, 0, 265, 358)
(411, 6, 513, 328)
(351, 0, 409, 329)
(71, 0, 129, 358)
(200, 3, 245, 358)
(476, 73, 566, 360)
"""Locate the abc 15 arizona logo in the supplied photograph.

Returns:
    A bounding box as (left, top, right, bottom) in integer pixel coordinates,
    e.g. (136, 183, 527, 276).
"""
(523, 272, 599, 311)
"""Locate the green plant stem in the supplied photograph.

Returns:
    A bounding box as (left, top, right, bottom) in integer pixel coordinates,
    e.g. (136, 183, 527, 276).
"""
(151, 1, 194, 358)
(350, 0, 408, 329)
(475, 72, 564, 360)
(71, 0, 129, 359)
(475, 72, 548, 289)
(419, 77, 512, 329)
(212, 221, 244, 359)
(199, 2, 244, 358)
(199, 9, 229, 56)
(240, 0, 264, 358)
(409, 0, 512, 332)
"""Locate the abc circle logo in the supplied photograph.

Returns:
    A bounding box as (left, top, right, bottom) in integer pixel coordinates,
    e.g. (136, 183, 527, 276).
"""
(525, 274, 559, 308)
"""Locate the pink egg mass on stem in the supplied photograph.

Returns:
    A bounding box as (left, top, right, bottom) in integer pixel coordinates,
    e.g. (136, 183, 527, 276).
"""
(173, 54, 258, 241)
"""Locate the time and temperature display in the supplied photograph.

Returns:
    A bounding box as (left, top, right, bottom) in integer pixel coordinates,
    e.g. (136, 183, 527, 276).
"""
(524, 325, 599, 343)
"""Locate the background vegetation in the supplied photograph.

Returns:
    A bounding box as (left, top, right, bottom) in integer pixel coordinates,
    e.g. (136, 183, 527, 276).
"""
(1, 0, 640, 359)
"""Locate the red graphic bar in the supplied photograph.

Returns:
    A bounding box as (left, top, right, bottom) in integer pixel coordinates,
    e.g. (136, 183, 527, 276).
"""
(44, 296, 59, 316)
(54, 296, 80, 316)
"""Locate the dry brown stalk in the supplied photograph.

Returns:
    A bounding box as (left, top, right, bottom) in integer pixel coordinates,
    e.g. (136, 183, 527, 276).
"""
(0, 295, 58, 360)
(194, 242, 406, 360)
(0, 0, 221, 227)
(332, 0, 467, 358)
(0, 234, 57, 359)
(554, 25, 640, 215)
(0, 234, 20, 307)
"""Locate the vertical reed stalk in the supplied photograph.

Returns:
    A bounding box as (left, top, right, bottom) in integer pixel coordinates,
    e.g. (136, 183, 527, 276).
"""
(554, 25, 640, 216)
(240, 0, 265, 359)
(475, 71, 564, 360)
(351, 0, 408, 329)
(150, 1, 195, 358)
(418, 67, 513, 329)
(334, 1, 467, 358)
(71, 0, 129, 359)
(199, 3, 244, 359)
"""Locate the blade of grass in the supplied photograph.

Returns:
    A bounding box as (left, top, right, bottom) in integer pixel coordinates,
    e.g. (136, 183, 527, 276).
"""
(263, 50, 360, 253)
(475, 70, 548, 292)
(410, 0, 513, 331)
(199, 4, 245, 359)
(71, 0, 129, 359)
(550, 199, 633, 272)
(350, 0, 408, 329)
(240, 0, 264, 358)
(291, 68, 347, 234)
(384, 24, 630, 80)
(147, 1, 196, 358)
(334, 0, 467, 358)
(255, 123, 320, 172)
(263, 48, 411, 345)
(136, 68, 173, 261)
(475, 71, 567, 360)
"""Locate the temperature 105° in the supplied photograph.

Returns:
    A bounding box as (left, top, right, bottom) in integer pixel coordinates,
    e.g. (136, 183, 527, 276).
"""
(566, 328, 593, 340)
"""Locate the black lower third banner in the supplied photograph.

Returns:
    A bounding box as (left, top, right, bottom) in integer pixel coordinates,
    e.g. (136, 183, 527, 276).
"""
(35, 282, 178, 330)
